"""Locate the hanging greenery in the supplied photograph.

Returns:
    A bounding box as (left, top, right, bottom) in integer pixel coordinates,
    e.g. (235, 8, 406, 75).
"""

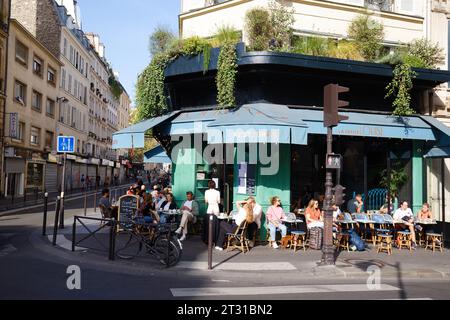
(216, 42, 238, 108)
(385, 62, 417, 116)
(108, 75, 123, 100)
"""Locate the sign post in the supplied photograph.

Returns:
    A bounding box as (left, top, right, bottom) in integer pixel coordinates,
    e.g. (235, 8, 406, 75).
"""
(57, 136, 75, 229)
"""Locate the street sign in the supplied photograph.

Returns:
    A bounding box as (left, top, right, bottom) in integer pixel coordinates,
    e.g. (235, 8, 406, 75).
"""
(57, 136, 75, 153)
(326, 153, 342, 170)
(9, 113, 19, 139)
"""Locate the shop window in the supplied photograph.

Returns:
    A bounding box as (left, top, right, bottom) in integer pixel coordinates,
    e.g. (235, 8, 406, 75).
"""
(26, 162, 44, 190)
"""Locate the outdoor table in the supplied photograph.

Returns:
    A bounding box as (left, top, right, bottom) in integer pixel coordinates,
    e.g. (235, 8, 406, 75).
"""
(217, 214, 235, 221)
(282, 218, 304, 233)
(337, 220, 357, 230)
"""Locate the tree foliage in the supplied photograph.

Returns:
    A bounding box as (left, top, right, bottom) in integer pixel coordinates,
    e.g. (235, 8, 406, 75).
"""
(348, 14, 384, 61)
(385, 62, 417, 116)
(268, 0, 295, 50)
(149, 26, 175, 57)
(407, 38, 445, 69)
(245, 8, 273, 51)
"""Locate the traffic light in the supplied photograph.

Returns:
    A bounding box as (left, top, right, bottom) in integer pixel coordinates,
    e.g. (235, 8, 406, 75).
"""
(324, 84, 350, 128)
(333, 184, 346, 207)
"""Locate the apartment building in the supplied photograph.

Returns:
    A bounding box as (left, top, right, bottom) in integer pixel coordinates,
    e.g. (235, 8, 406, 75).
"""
(0, 0, 10, 198)
(3, 19, 62, 197)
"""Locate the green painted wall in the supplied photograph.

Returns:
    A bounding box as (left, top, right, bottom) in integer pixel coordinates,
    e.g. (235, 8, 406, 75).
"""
(233, 144, 291, 240)
(412, 140, 424, 214)
(172, 146, 196, 210)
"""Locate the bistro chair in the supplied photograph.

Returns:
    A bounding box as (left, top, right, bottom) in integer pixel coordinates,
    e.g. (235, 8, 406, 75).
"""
(99, 204, 111, 227)
(397, 230, 412, 251)
(371, 214, 391, 246)
(425, 233, 444, 253)
(377, 234, 393, 255)
(336, 230, 351, 252)
(226, 221, 249, 253)
(291, 230, 307, 252)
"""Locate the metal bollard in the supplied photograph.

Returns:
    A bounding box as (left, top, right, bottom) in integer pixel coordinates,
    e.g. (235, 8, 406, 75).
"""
(94, 186, 98, 213)
(83, 187, 87, 217)
(208, 214, 213, 270)
(52, 196, 61, 246)
(72, 216, 76, 252)
(42, 193, 49, 236)
(108, 219, 116, 261)
(59, 193, 65, 229)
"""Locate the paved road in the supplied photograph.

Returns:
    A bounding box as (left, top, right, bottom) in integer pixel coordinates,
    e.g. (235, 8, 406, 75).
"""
(1, 197, 450, 300)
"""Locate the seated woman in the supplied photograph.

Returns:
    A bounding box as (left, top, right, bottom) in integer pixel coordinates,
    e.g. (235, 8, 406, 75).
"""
(158, 193, 177, 224)
(142, 193, 159, 224)
(417, 203, 432, 220)
(266, 196, 287, 249)
(236, 197, 262, 246)
(305, 199, 324, 229)
(215, 202, 255, 251)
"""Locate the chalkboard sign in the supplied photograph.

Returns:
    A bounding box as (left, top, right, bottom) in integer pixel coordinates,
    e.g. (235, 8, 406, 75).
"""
(118, 195, 139, 231)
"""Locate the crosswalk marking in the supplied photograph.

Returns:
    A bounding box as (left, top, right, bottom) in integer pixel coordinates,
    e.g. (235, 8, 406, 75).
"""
(47, 235, 87, 252)
(175, 261, 297, 271)
(0, 244, 17, 258)
(170, 284, 400, 297)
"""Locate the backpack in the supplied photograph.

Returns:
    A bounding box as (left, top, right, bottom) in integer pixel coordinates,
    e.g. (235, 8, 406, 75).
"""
(348, 229, 365, 251)
(309, 227, 323, 250)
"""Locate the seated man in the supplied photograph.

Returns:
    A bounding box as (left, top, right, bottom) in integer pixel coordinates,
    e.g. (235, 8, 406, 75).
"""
(99, 189, 117, 219)
(393, 201, 419, 249)
(347, 194, 364, 214)
(175, 192, 199, 241)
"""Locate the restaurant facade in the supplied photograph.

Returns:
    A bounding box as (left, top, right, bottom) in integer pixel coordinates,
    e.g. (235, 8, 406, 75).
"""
(113, 45, 450, 242)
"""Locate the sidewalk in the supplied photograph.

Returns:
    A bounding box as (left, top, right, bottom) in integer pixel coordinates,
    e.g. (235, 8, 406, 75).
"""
(0, 183, 131, 214)
(36, 208, 450, 280)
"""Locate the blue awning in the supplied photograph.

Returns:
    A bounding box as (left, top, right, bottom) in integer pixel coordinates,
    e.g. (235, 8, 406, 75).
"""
(421, 116, 450, 158)
(206, 104, 308, 144)
(112, 111, 180, 149)
(168, 109, 229, 136)
(144, 146, 172, 164)
(292, 108, 437, 141)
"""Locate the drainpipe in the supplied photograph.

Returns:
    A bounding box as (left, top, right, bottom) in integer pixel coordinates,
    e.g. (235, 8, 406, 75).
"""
(0, 1, 12, 199)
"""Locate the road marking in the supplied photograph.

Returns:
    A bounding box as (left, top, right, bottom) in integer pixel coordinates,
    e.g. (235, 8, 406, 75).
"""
(212, 280, 232, 283)
(47, 235, 87, 252)
(382, 298, 433, 300)
(0, 244, 18, 258)
(175, 261, 297, 271)
(171, 284, 400, 297)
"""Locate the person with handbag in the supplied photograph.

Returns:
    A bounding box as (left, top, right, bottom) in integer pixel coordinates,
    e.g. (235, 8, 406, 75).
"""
(266, 196, 287, 249)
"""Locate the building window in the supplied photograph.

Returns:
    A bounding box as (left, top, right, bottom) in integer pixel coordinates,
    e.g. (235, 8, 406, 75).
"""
(63, 38, 67, 57)
(16, 122, 25, 142)
(32, 55, 43, 77)
(45, 131, 54, 150)
(46, 98, 55, 117)
(47, 66, 56, 86)
(31, 90, 42, 112)
(15, 40, 28, 67)
(70, 46, 73, 64)
(68, 74, 72, 94)
(61, 69, 66, 89)
(14, 80, 27, 105)
(30, 126, 40, 146)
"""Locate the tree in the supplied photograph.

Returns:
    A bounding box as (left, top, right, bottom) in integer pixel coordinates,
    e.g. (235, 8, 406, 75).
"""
(348, 14, 384, 61)
(268, 0, 295, 50)
(245, 8, 273, 51)
(149, 26, 175, 57)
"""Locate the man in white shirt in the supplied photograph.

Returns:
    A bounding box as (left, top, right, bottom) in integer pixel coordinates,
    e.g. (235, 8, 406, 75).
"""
(175, 192, 199, 241)
(393, 201, 417, 248)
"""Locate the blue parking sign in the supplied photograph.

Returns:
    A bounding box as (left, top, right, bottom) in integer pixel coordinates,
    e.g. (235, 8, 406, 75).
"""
(57, 136, 75, 153)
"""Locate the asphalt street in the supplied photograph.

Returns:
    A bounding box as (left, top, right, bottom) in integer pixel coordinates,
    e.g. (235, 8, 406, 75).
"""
(1, 193, 450, 300)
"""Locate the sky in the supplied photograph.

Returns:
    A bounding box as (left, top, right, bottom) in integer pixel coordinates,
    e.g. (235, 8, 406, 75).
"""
(77, 0, 180, 106)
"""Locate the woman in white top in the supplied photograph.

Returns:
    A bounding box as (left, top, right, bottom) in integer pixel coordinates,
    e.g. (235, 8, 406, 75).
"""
(236, 197, 262, 245)
(205, 180, 221, 215)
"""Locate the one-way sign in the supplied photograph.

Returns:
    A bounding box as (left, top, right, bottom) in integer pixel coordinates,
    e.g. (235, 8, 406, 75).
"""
(57, 136, 75, 153)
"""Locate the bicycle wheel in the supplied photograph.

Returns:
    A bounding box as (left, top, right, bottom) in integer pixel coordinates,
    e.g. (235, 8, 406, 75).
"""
(153, 235, 182, 267)
(116, 232, 142, 260)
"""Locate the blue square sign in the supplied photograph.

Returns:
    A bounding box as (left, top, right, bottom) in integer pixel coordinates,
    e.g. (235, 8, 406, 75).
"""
(57, 136, 75, 153)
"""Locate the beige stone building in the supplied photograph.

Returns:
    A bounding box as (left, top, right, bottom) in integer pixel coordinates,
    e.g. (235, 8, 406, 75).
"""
(180, 0, 450, 225)
(3, 19, 62, 197)
(0, 0, 10, 198)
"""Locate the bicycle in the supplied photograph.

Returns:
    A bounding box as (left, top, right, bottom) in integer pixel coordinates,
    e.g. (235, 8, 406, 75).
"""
(115, 217, 182, 267)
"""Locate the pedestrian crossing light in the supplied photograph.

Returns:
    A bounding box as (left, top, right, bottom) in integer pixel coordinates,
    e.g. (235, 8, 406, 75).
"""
(333, 184, 346, 207)
(324, 84, 350, 128)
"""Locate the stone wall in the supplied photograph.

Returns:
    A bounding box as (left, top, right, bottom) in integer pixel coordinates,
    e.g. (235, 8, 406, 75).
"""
(11, 0, 61, 57)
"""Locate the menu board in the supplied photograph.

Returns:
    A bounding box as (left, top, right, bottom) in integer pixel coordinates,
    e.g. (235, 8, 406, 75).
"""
(118, 195, 139, 231)
(237, 163, 256, 196)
